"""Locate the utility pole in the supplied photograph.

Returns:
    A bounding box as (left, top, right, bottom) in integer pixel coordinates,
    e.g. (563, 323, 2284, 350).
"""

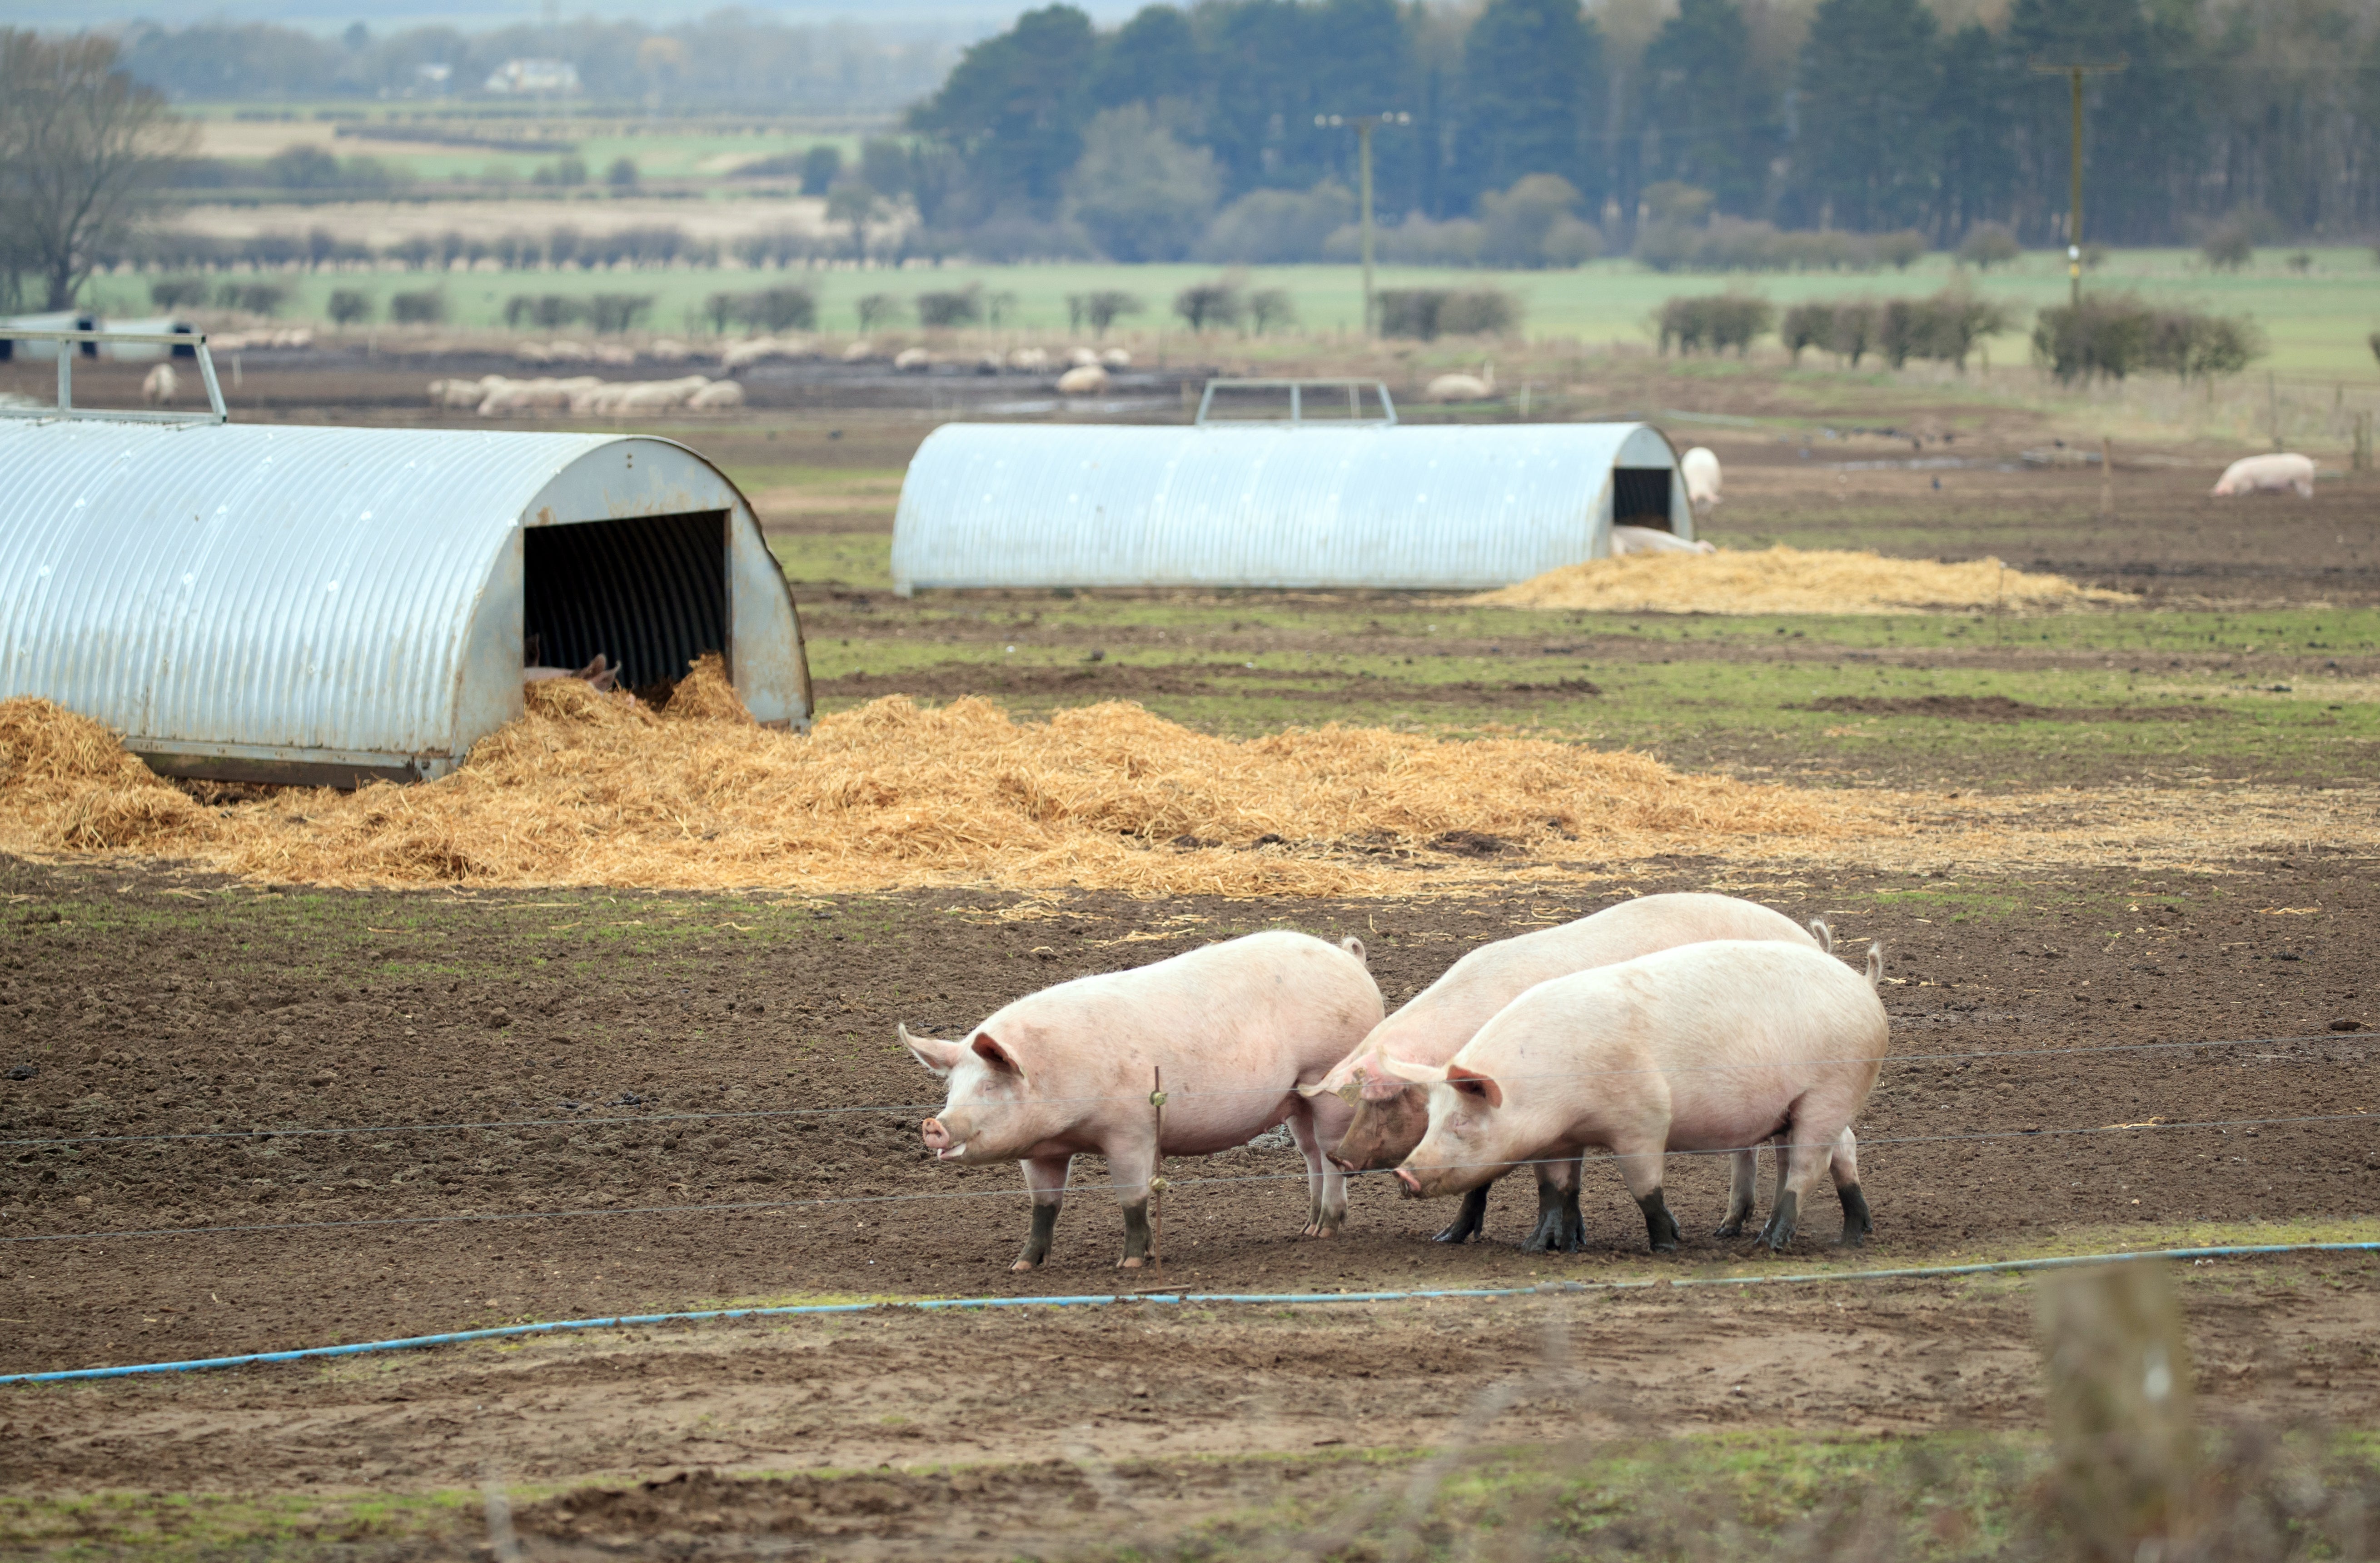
(2029, 56, 2126, 307)
(1316, 111, 1411, 335)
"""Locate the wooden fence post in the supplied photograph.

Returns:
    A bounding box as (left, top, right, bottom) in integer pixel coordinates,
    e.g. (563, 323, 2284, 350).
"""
(2039, 1259, 2200, 1562)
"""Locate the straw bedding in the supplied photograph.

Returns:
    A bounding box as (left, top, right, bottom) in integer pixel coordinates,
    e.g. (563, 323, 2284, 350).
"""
(1472, 546, 2129, 615)
(0, 656, 1838, 896)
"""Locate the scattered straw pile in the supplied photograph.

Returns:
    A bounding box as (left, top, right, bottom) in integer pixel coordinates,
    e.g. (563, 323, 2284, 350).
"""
(1473, 546, 2130, 615)
(0, 699, 209, 852)
(0, 654, 1837, 896)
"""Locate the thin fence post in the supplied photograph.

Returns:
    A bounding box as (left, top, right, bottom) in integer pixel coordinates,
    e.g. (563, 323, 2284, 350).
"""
(1149, 1066, 1166, 1283)
(2039, 1258, 2201, 1563)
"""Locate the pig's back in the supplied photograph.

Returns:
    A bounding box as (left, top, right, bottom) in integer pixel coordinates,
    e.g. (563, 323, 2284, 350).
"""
(1369, 894, 1814, 1067)
(1480, 939, 1884, 1085)
(1006, 929, 1382, 1081)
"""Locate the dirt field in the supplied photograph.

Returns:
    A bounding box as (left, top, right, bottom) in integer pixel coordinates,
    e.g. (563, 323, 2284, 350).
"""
(4, 349, 2377, 1558)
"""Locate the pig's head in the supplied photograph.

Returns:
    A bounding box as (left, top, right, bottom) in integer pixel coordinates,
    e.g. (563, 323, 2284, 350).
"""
(1379, 1057, 1510, 1200)
(901, 1022, 1053, 1165)
(1309, 1057, 1433, 1173)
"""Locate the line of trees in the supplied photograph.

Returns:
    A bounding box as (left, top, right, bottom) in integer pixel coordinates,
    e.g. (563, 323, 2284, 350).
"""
(0, 31, 192, 311)
(903, 0, 2380, 256)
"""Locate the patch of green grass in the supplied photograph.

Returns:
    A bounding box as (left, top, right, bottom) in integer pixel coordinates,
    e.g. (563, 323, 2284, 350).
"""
(0, 1487, 474, 1560)
(725, 464, 904, 496)
(81, 246, 2380, 375)
(12, 1407, 2373, 1562)
(1093, 1419, 2380, 1563)
(788, 594, 2379, 786)
(771, 532, 894, 590)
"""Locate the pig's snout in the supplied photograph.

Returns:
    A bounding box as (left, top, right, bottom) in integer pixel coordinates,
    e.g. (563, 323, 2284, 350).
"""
(1394, 1168, 1423, 1197)
(921, 1118, 953, 1153)
(1327, 1153, 1358, 1173)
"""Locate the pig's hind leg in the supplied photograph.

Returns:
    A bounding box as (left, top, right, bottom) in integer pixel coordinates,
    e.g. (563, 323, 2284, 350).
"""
(1758, 1119, 1841, 1253)
(1829, 1127, 1872, 1246)
(1014, 1154, 1073, 1272)
(1714, 1144, 1760, 1237)
(1610, 1139, 1682, 1253)
(1285, 1103, 1349, 1237)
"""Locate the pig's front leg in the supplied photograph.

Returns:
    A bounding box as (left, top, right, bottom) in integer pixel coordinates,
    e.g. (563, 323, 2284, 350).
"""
(1610, 1139, 1681, 1253)
(1433, 1185, 1490, 1244)
(1014, 1154, 1072, 1272)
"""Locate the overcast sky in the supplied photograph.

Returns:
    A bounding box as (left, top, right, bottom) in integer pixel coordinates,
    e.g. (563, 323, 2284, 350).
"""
(35, 0, 1105, 33)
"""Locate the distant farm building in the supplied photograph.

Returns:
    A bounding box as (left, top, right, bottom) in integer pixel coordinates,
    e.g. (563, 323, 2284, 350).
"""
(483, 58, 581, 94)
(890, 389, 1691, 594)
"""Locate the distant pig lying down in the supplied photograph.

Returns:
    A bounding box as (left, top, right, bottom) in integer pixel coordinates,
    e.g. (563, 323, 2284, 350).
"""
(524, 653, 620, 692)
(1311, 893, 1831, 1251)
(1388, 939, 1888, 1253)
(902, 930, 1382, 1270)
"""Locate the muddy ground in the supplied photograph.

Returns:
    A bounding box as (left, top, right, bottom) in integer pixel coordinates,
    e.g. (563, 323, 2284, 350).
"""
(3, 850, 2374, 1532)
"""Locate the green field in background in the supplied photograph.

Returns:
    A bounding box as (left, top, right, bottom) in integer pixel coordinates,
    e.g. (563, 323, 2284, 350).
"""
(83, 248, 2380, 376)
(177, 102, 870, 185)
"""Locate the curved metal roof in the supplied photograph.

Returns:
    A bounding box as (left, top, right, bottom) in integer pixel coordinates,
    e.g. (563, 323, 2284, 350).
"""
(891, 421, 1687, 594)
(0, 420, 808, 782)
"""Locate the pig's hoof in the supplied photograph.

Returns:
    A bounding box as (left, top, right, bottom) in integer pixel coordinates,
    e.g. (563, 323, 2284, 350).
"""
(1649, 1237, 1680, 1253)
(1011, 1258, 1040, 1273)
(1117, 1255, 1145, 1270)
(1714, 1217, 1746, 1238)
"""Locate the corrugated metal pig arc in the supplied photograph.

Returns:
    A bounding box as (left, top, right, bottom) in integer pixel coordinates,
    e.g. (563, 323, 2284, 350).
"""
(0, 421, 810, 785)
(890, 421, 1688, 594)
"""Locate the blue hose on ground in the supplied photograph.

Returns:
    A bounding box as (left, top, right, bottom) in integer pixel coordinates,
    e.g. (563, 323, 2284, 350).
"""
(6, 1240, 2374, 1387)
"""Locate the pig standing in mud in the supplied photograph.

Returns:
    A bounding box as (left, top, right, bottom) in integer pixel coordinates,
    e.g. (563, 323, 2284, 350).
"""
(1314, 893, 1829, 1250)
(1387, 940, 1889, 1253)
(902, 930, 1381, 1270)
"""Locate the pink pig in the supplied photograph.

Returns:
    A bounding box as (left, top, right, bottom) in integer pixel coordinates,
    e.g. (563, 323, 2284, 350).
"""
(903, 930, 1381, 1271)
(1388, 939, 1888, 1253)
(1313, 893, 1829, 1249)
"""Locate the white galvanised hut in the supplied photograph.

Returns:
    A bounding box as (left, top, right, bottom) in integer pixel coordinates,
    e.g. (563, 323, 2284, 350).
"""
(1, 331, 811, 787)
(890, 381, 1692, 594)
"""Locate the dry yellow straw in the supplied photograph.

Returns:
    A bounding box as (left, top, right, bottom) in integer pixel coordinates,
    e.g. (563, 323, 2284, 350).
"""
(0, 655, 1837, 897)
(1473, 545, 2128, 615)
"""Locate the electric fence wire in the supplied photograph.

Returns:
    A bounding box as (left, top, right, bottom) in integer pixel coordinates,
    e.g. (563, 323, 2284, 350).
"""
(4, 1029, 2365, 1150)
(10, 1108, 2373, 1248)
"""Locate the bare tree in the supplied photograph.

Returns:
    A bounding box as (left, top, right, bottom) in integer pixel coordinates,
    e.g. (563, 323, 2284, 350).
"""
(0, 31, 193, 311)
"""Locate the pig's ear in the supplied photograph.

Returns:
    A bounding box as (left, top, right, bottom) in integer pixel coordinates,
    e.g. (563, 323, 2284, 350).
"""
(1378, 1055, 1448, 1086)
(1446, 1064, 1503, 1109)
(898, 1024, 962, 1077)
(970, 1031, 1023, 1076)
